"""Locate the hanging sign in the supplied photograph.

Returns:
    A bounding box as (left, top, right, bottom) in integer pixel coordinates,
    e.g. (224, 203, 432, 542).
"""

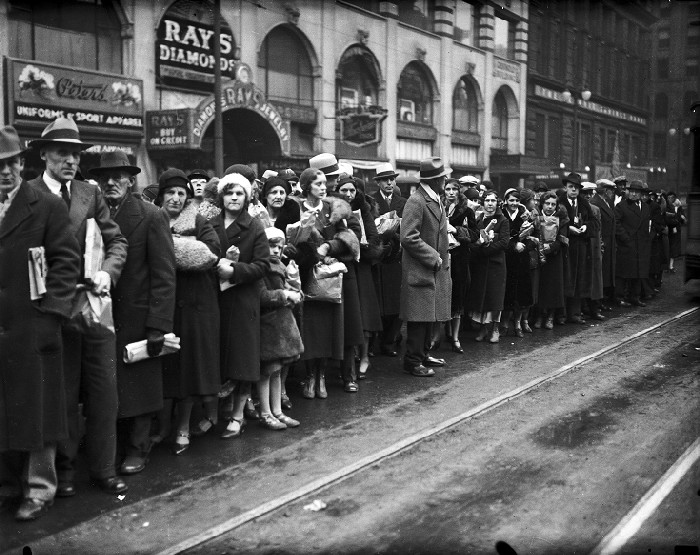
(338, 106, 387, 148)
(146, 109, 194, 150)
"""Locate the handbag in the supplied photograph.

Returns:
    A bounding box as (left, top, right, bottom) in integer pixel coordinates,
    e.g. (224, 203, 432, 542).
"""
(303, 260, 347, 303)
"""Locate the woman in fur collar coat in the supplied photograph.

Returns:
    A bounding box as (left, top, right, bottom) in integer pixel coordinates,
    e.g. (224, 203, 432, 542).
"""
(294, 168, 363, 396)
(156, 170, 221, 455)
(336, 176, 383, 379)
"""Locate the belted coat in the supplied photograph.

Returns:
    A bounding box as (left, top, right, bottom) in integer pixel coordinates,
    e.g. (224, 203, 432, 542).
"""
(614, 198, 651, 279)
(399, 186, 451, 323)
(0, 183, 81, 450)
(112, 193, 176, 418)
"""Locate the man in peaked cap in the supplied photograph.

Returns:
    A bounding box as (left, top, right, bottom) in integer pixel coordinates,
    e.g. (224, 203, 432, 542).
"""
(29, 119, 129, 498)
(614, 180, 652, 307)
(90, 151, 176, 476)
(187, 169, 209, 202)
(400, 157, 452, 377)
(0, 125, 81, 520)
(612, 175, 627, 206)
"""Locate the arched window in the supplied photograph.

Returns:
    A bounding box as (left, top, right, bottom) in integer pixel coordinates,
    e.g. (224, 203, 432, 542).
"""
(491, 91, 509, 152)
(453, 76, 479, 133)
(397, 62, 434, 125)
(8, 0, 124, 73)
(655, 92, 668, 118)
(260, 26, 314, 106)
(337, 46, 380, 111)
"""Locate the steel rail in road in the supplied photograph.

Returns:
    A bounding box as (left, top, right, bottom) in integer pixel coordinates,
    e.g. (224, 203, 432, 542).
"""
(156, 306, 700, 555)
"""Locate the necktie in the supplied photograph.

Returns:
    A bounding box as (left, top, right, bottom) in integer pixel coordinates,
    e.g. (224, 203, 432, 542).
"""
(109, 203, 118, 218)
(638, 201, 642, 210)
(60, 183, 71, 209)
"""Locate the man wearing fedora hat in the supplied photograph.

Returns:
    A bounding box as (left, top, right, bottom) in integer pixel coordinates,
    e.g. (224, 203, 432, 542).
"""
(90, 151, 176, 475)
(400, 157, 452, 377)
(309, 153, 343, 191)
(614, 180, 652, 307)
(372, 162, 407, 355)
(29, 119, 130, 498)
(591, 179, 618, 309)
(0, 125, 81, 520)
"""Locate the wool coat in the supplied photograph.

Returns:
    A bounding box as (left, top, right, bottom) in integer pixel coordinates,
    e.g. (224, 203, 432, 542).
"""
(503, 205, 536, 310)
(163, 202, 221, 399)
(112, 193, 176, 418)
(588, 203, 604, 301)
(351, 193, 383, 333)
(443, 193, 478, 316)
(271, 198, 301, 234)
(536, 211, 567, 310)
(666, 203, 684, 258)
(399, 186, 452, 323)
(561, 196, 593, 298)
(614, 199, 652, 279)
(0, 182, 81, 451)
(466, 212, 509, 314)
(648, 200, 668, 276)
(590, 193, 616, 288)
(372, 190, 406, 316)
(214, 210, 270, 382)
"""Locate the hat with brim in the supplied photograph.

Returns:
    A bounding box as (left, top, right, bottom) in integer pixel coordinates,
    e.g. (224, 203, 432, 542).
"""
(28, 118, 93, 150)
(613, 176, 628, 186)
(562, 172, 583, 188)
(627, 180, 645, 191)
(158, 168, 192, 197)
(188, 169, 209, 181)
(596, 179, 616, 190)
(581, 182, 597, 192)
(458, 175, 480, 185)
(89, 150, 141, 178)
(0, 125, 28, 160)
(420, 157, 452, 180)
(374, 162, 399, 181)
(309, 153, 342, 177)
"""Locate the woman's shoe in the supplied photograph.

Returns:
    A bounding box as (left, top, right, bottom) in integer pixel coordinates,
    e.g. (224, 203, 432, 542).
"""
(344, 381, 359, 393)
(522, 321, 533, 333)
(315, 369, 328, 399)
(190, 417, 216, 437)
(514, 322, 524, 338)
(281, 393, 293, 411)
(172, 433, 189, 456)
(274, 413, 300, 428)
(489, 327, 500, 343)
(243, 398, 260, 420)
(260, 413, 287, 430)
(358, 358, 370, 379)
(475, 325, 488, 342)
(451, 339, 464, 353)
(533, 317, 542, 329)
(544, 316, 554, 329)
(220, 417, 244, 439)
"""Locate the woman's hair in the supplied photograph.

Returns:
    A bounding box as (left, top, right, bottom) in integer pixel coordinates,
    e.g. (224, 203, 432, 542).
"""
(539, 191, 559, 210)
(483, 190, 498, 201)
(202, 178, 220, 201)
(299, 168, 325, 197)
(216, 173, 252, 210)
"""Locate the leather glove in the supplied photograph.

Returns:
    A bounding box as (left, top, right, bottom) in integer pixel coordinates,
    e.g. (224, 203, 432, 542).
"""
(146, 328, 165, 358)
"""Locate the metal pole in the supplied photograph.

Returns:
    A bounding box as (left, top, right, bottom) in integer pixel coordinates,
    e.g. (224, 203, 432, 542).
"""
(572, 97, 578, 171)
(213, 0, 224, 176)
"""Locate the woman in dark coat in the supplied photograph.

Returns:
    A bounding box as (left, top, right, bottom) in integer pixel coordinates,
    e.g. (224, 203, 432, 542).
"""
(501, 188, 537, 337)
(336, 176, 383, 378)
(262, 176, 301, 234)
(294, 168, 362, 396)
(214, 172, 271, 439)
(535, 192, 569, 329)
(665, 191, 685, 272)
(466, 190, 510, 343)
(156, 170, 221, 455)
(438, 180, 477, 352)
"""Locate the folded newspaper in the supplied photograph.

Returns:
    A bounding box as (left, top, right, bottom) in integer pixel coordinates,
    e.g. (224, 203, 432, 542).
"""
(28, 246, 47, 300)
(123, 333, 180, 364)
(83, 218, 104, 282)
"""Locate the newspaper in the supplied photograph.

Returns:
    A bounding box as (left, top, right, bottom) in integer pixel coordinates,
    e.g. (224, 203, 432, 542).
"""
(28, 246, 47, 300)
(83, 218, 104, 282)
(123, 333, 181, 364)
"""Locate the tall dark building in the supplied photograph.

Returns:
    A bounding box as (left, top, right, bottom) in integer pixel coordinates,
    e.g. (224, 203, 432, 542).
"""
(525, 0, 656, 187)
(648, 0, 699, 195)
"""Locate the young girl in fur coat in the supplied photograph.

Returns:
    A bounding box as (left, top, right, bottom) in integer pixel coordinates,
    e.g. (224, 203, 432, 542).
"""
(256, 227, 304, 429)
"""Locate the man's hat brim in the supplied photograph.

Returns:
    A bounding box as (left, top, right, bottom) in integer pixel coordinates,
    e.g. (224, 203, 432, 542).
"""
(89, 165, 141, 177)
(29, 138, 93, 150)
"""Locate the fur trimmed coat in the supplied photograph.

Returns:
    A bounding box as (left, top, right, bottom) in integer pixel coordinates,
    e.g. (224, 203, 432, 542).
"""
(163, 202, 221, 399)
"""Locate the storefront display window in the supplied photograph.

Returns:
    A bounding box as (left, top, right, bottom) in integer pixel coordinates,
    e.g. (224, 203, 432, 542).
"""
(337, 47, 380, 112)
(8, 0, 124, 74)
(453, 76, 479, 133)
(491, 90, 509, 153)
(259, 26, 314, 106)
(397, 62, 434, 125)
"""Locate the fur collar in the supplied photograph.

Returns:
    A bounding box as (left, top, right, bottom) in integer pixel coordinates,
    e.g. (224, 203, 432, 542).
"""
(170, 201, 199, 235)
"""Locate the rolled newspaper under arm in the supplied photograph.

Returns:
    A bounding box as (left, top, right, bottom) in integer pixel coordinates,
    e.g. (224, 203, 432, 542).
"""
(123, 333, 180, 364)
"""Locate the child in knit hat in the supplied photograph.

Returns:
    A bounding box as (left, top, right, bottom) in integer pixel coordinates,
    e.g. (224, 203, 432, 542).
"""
(256, 227, 304, 429)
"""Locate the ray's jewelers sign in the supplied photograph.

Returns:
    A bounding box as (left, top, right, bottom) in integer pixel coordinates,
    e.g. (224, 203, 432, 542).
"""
(6, 58, 143, 138)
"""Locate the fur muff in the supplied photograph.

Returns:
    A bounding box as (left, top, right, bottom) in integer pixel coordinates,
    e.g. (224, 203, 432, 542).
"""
(170, 203, 218, 271)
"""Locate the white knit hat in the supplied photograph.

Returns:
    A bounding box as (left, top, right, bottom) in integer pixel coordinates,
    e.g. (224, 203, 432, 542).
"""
(217, 172, 252, 201)
(264, 226, 285, 242)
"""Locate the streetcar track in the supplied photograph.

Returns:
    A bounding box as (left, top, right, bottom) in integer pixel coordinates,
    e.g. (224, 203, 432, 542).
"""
(156, 306, 700, 555)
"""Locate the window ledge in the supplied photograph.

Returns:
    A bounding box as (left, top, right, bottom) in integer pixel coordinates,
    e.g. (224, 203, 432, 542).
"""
(396, 121, 438, 140)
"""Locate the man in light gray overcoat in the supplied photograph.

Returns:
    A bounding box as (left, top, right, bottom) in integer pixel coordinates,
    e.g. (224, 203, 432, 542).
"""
(400, 157, 452, 377)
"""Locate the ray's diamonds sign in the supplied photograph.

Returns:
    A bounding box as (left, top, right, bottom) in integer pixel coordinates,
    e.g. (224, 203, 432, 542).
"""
(7, 58, 143, 136)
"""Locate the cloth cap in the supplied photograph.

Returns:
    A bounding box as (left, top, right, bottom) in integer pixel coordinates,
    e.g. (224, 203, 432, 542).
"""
(458, 175, 480, 185)
(581, 181, 597, 192)
(188, 169, 209, 181)
(217, 172, 252, 200)
(596, 179, 616, 190)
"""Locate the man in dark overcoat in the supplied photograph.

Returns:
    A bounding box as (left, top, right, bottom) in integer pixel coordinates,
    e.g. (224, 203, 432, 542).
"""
(591, 179, 617, 309)
(28, 118, 129, 498)
(372, 163, 407, 356)
(0, 126, 81, 521)
(560, 172, 592, 324)
(614, 180, 652, 306)
(91, 151, 176, 475)
(400, 157, 452, 377)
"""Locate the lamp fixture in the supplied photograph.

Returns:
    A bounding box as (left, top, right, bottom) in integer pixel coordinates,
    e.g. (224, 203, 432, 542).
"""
(559, 162, 566, 169)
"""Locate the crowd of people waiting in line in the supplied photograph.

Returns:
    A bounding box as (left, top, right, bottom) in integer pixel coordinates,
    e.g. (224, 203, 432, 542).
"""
(0, 117, 686, 521)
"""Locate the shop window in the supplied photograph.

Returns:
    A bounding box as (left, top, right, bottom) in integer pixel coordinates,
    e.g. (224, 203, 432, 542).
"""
(396, 138, 433, 161)
(397, 62, 435, 125)
(259, 26, 314, 106)
(494, 15, 515, 60)
(398, 1, 434, 32)
(452, 76, 479, 133)
(453, 0, 479, 46)
(534, 113, 561, 162)
(655, 93, 668, 118)
(491, 91, 509, 153)
(336, 46, 381, 113)
(451, 144, 479, 166)
(8, 0, 123, 74)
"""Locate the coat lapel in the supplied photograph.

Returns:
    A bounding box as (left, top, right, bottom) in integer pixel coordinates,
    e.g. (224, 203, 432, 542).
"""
(67, 180, 91, 226)
(0, 182, 35, 239)
(113, 194, 144, 238)
(225, 210, 251, 244)
(420, 188, 443, 223)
